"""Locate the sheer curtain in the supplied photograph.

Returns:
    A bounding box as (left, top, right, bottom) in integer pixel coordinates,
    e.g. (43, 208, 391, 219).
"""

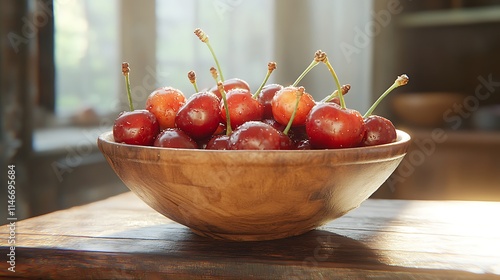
(154, 0, 373, 110)
(155, 0, 275, 97)
(54, 0, 119, 117)
(274, 0, 374, 112)
(53, 0, 373, 117)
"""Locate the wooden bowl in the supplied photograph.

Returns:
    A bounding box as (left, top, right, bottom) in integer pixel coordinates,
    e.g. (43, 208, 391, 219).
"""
(391, 92, 466, 127)
(98, 130, 411, 241)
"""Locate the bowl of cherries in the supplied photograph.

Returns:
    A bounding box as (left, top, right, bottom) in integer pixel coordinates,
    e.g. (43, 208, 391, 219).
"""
(98, 29, 411, 241)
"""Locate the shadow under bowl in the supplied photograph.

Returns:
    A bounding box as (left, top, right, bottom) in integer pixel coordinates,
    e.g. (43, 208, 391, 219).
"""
(98, 130, 411, 241)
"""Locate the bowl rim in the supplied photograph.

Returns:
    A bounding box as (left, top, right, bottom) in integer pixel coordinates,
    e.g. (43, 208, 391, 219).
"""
(98, 129, 411, 158)
(97, 130, 411, 241)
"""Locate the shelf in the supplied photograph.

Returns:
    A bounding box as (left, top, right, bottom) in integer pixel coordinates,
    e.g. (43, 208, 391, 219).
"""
(399, 6, 500, 27)
(33, 126, 107, 156)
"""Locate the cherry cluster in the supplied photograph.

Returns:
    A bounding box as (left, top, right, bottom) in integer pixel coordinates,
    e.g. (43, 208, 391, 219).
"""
(113, 28, 409, 150)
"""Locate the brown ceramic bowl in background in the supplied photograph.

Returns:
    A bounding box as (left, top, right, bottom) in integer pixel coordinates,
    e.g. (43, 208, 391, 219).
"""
(98, 130, 411, 241)
(391, 92, 465, 127)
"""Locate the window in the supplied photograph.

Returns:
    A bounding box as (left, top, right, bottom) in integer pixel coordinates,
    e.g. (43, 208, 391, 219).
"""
(52, 0, 372, 120)
(54, 0, 119, 117)
(155, 0, 275, 96)
(53, 0, 274, 119)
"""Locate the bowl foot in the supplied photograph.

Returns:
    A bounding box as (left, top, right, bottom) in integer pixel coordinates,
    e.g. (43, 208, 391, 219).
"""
(190, 228, 314, 241)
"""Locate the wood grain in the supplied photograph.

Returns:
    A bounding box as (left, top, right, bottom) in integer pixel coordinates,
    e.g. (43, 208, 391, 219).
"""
(97, 130, 410, 241)
(1, 192, 499, 279)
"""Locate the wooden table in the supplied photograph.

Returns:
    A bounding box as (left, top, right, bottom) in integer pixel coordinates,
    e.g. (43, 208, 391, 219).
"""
(1, 192, 500, 279)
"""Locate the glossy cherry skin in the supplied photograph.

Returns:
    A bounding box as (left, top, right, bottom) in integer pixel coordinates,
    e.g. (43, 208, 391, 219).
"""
(146, 87, 186, 129)
(305, 103, 366, 149)
(271, 86, 316, 127)
(257, 84, 283, 119)
(277, 131, 294, 150)
(228, 121, 282, 150)
(261, 119, 293, 150)
(175, 92, 221, 140)
(113, 110, 159, 146)
(295, 139, 311, 150)
(153, 128, 198, 149)
(328, 97, 341, 106)
(205, 134, 230, 150)
(261, 119, 305, 149)
(261, 118, 286, 132)
(209, 78, 250, 100)
(362, 115, 397, 146)
(212, 122, 226, 136)
(220, 88, 263, 129)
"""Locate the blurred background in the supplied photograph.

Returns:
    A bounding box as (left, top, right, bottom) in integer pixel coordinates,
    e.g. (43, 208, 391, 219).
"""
(1, 0, 499, 220)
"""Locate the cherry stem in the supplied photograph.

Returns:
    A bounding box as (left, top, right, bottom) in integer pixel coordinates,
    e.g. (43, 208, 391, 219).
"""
(217, 81, 232, 135)
(195, 28, 225, 82)
(292, 50, 326, 87)
(291, 60, 317, 87)
(363, 74, 409, 118)
(252, 62, 277, 99)
(320, 84, 351, 102)
(121, 62, 134, 111)
(283, 87, 304, 135)
(321, 58, 345, 109)
(188, 70, 199, 93)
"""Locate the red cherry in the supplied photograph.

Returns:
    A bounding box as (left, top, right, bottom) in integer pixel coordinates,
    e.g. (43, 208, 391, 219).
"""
(209, 78, 250, 100)
(228, 121, 282, 150)
(146, 87, 186, 130)
(305, 103, 366, 149)
(362, 115, 397, 146)
(220, 88, 263, 128)
(212, 122, 226, 136)
(113, 63, 160, 146)
(205, 134, 230, 150)
(175, 92, 221, 140)
(277, 131, 294, 150)
(153, 128, 198, 149)
(261, 118, 286, 131)
(359, 74, 409, 147)
(113, 110, 159, 146)
(261, 119, 293, 150)
(258, 84, 283, 119)
(263, 119, 308, 149)
(271, 86, 315, 127)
